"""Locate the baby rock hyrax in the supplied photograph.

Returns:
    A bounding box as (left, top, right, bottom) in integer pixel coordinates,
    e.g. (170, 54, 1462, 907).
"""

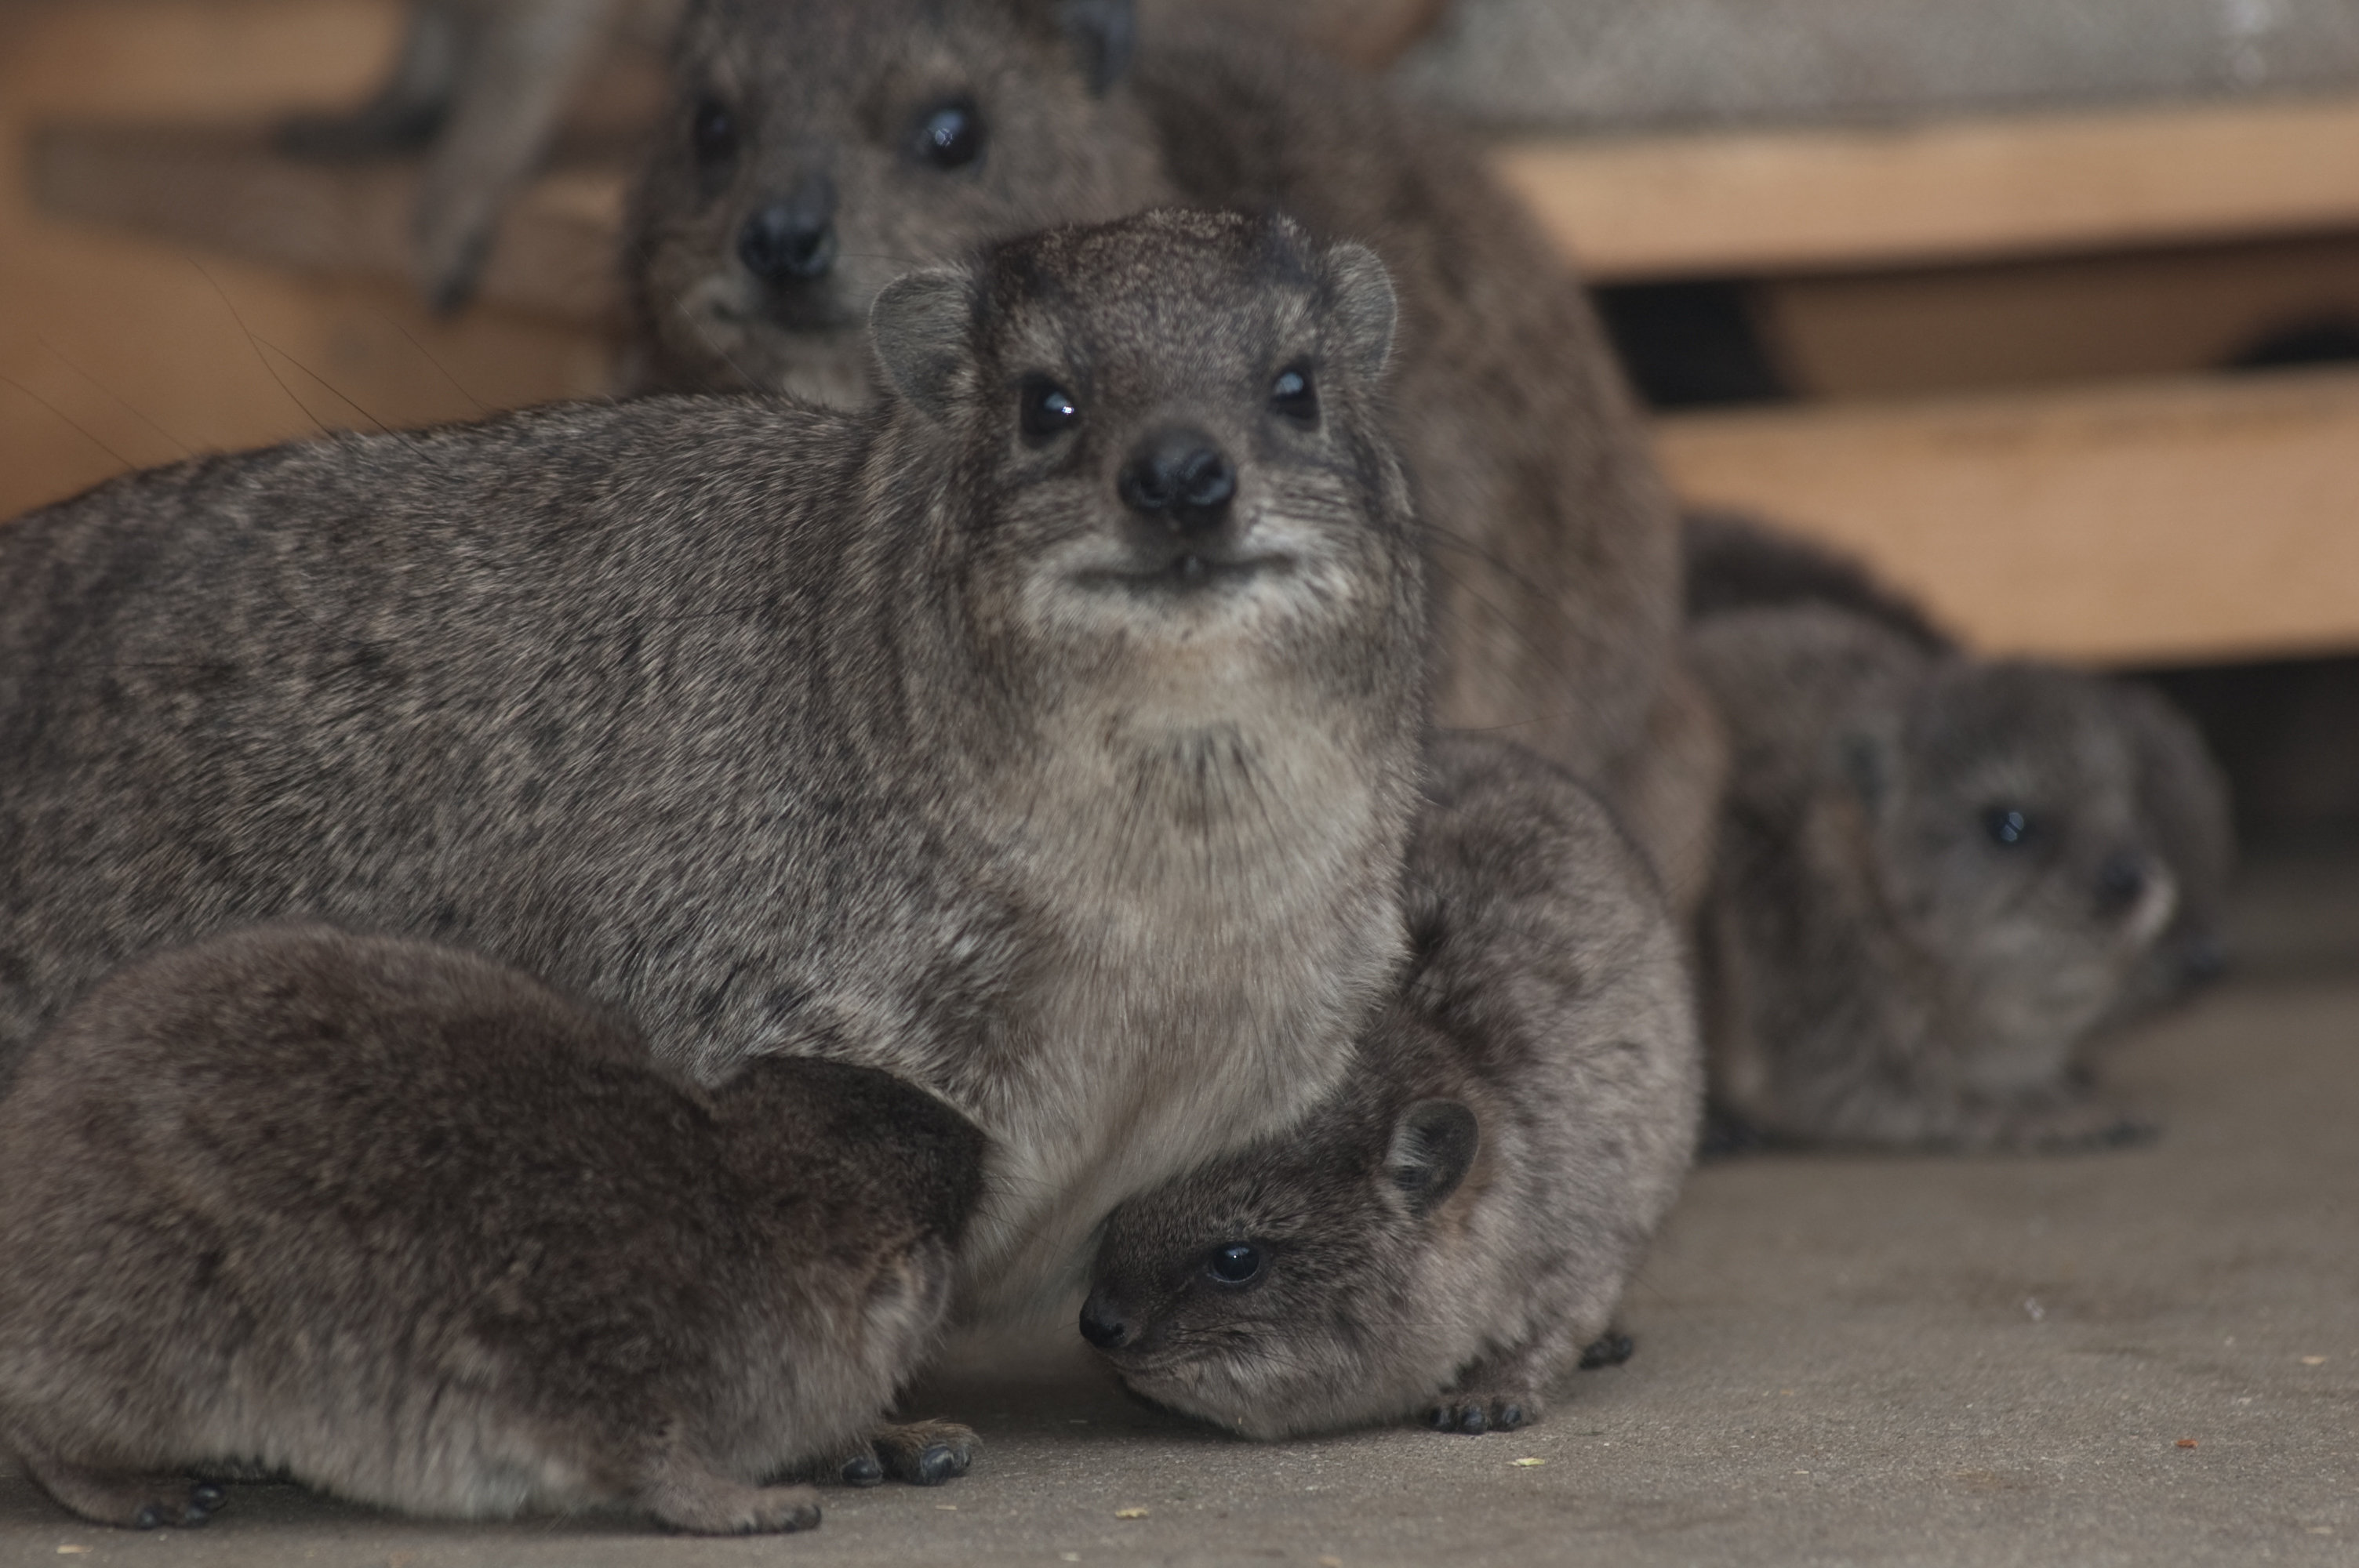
(0, 925, 982, 1534)
(0, 209, 1427, 1330)
(1083, 735, 1700, 1439)
(1689, 605, 2183, 1149)
(625, 0, 1714, 891)
(1683, 508, 2235, 1023)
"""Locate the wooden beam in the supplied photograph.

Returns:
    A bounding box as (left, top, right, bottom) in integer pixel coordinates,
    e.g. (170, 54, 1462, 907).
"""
(1655, 367, 2359, 667)
(27, 122, 629, 326)
(1499, 96, 2359, 282)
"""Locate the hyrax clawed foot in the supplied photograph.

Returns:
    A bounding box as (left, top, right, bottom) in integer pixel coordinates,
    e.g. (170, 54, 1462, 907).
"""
(1423, 1394, 1534, 1436)
(642, 1467, 823, 1536)
(16, 1450, 226, 1530)
(864, 1419, 980, 1486)
(1578, 1331, 1636, 1370)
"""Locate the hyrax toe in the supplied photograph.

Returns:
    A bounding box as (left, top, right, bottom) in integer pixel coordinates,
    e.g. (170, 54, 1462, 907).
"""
(1579, 1331, 1637, 1370)
(16, 1451, 219, 1531)
(869, 1419, 980, 1486)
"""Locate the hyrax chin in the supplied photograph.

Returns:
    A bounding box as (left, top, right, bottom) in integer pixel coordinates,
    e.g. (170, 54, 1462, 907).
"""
(626, 0, 1696, 875)
(0, 209, 1428, 1332)
(1690, 606, 2184, 1151)
(1082, 735, 1700, 1441)
(0, 925, 983, 1534)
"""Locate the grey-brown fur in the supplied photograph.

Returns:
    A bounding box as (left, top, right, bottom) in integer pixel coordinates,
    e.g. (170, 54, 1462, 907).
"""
(623, 0, 1703, 880)
(1683, 509, 2235, 1019)
(0, 924, 983, 1534)
(1081, 735, 1699, 1439)
(1690, 606, 2186, 1149)
(0, 209, 1427, 1329)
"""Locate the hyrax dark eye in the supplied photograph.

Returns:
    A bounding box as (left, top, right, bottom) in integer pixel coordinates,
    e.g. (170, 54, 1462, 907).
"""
(1019, 376, 1081, 440)
(691, 96, 738, 169)
(1270, 363, 1318, 424)
(914, 99, 985, 170)
(1983, 806, 2035, 848)
(1205, 1243, 1264, 1287)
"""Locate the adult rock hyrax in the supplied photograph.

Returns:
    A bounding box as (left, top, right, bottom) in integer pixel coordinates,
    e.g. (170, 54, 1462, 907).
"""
(1683, 508, 2235, 1023)
(0, 209, 1428, 1331)
(1689, 604, 2186, 1149)
(623, 0, 1712, 891)
(0, 924, 983, 1534)
(1081, 735, 1699, 1439)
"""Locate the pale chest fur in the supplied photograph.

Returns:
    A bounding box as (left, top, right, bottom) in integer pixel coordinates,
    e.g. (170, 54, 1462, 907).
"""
(954, 702, 1411, 1329)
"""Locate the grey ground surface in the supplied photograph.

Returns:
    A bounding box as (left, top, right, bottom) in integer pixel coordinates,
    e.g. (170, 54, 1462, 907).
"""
(4, 847, 2354, 1568)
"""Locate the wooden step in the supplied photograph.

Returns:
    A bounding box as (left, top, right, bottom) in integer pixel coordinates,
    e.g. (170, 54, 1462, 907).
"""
(1656, 367, 2359, 666)
(1498, 95, 2359, 281)
(27, 122, 631, 326)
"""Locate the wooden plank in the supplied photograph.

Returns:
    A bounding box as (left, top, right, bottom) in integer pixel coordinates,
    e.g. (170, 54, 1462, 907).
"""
(1654, 367, 2359, 666)
(1499, 96, 2359, 281)
(27, 122, 629, 327)
(1756, 234, 2359, 398)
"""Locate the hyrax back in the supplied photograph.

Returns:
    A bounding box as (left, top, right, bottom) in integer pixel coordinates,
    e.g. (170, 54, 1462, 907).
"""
(627, 0, 1688, 846)
(1082, 735, 1700, 1440)
(0, 924, 983, 1533)
(1690, 606, 2183, 1149)
(0, 209, 1425, 1330)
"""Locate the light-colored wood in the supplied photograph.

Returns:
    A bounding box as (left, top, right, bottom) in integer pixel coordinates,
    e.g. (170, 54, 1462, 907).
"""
(30, 123, 630, 327)
(1656, 367, 2359, 667)
(0, 0, 615, 521)
(1499, 96, 2359, 281)
(1757, 234, 2359, 398)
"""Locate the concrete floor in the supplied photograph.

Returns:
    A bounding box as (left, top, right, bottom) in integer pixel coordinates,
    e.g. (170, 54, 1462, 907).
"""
(3, 853, 2354, 1567)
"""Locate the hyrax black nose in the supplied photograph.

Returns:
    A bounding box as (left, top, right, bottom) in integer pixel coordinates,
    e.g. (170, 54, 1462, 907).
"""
(2095, 851, 2150, 911)
(1118, 429, 1236, 535)
(738, 176, 838, 284)
(1078, 1290, 1136, 1351)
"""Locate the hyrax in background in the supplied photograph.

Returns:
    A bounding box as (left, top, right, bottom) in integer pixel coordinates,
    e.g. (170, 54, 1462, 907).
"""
(1688, 603, 2189, 1150)
(0, 925, 982, 1534)
(0, 209, 1427, 1331)
(1082, 734, 1699, 1440)
(1683, 508, 2235, 1025)
(623, 0, 1720, 897)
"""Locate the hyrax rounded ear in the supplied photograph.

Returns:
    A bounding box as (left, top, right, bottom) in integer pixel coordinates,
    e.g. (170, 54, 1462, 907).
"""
(1034, 0, 1136, 94)
(871, 267, 977, 423)
(1320, 241, 1398, 387)
(1384, 1098, 1478, 1217)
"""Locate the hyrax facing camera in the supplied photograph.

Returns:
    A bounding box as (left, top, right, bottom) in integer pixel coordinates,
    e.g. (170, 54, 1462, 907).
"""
(1691, 606, 2184, 1149)
(1084, 736, 1699, 1439)
(0, 209, 1427, 1330)
(626, 0, 1705, 882)
(0, 925, 982, 1534)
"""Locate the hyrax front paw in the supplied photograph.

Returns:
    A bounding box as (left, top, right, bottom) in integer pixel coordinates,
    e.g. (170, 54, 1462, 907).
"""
(1423, 1392, 1539, 1435)
(850, 1419, 980, 1486)
(16, 1450, 226, 1530)
(1983, 1092, 2158, 1152)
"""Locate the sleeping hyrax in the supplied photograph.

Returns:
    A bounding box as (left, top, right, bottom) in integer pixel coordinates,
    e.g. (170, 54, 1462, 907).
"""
(1683, 508, 2235, 1020)
(1082, 735, 1699, 1439)
(0, 209, 1427, 1331)
(1689, 605, 2184, 1149)
(623, 0, 1710, 889)
(0, 925, 982, 1534)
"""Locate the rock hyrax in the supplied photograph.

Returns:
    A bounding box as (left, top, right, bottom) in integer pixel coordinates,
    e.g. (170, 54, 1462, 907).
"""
(0, 924, 982, 1534)
(624, 0, 1703, 880)
(1081, 735, 1699, 1439)
(1690, 605, 2184, 1149)
(0, 209, 1427, 1330)
(1683, 508, 2234, 1019)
